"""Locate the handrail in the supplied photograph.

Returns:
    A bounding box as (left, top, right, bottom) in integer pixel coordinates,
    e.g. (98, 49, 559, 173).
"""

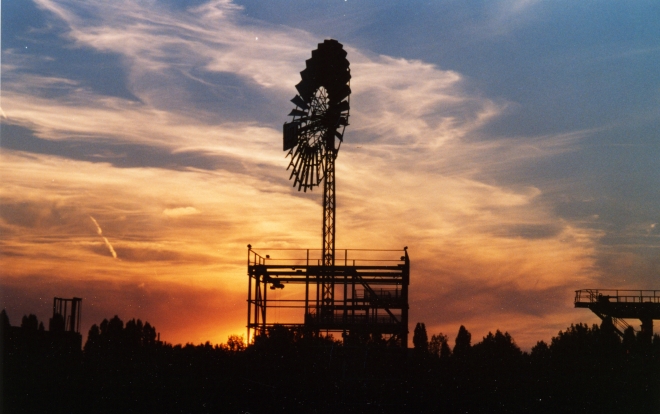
(247, 247, 408, 267)
(261, 258, 403, 262)
(575, 289, 660, 304)
(248, 248, 404, 252)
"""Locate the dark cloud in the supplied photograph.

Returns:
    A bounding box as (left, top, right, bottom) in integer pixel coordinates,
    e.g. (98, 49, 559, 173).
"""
(407, 274, 591, 349)
(1, 123, 246, 172)
(594, 247, 660, 288)
(412, 276, 573, 325)
(112, 245, 215, 264)
(0, 199, 91, 233)
(490, 223, 563, 240)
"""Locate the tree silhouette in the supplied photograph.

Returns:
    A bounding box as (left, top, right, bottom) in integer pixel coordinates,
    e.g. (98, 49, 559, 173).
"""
(84, 323, 101, 354)
(453, 325, 471, 359)
(143, 322, 157, 346)
(49, 312, 65, 332)
(413, 322, 428, 352)
(124, 318, 142, 348)
(84, 315, 160, 354)
(1, 309, 10, 330)
(468, 330, 526, 412)
(6, 308, 660, 413)
(622, 325, 637, 354)
(429, 332, 451, 358)
(472, 330, 522, 361)
(530, 339, 550, 362)
(20, 314, 39, 330)
(1, 309, 10, 348)
(226, 334, 245, 352)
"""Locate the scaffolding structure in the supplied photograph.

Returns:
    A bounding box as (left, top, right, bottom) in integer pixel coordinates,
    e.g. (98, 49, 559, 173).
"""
(574, 289, 660, 337)
(53, 297, 82, 333)
(247, 246, 409, 347)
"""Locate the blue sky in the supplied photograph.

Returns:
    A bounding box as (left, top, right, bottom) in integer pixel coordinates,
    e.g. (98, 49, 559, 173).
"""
(2, 0, 659, 347)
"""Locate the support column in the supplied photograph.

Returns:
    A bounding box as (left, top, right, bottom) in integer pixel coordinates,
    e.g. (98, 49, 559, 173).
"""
(321, 142, 336, 324)
(640, 317, 653, 336)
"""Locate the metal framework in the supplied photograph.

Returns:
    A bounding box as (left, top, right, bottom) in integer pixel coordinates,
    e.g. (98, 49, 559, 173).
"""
(53, 297, 82, 333)
(258, 41, 410, 347)
(575, 289, 660, 336)
(321, 141, 337, 320)
(247, 247, 409, 347)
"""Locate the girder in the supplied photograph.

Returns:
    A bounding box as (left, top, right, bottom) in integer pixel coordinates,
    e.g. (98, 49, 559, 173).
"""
(246, 247, 409, 347)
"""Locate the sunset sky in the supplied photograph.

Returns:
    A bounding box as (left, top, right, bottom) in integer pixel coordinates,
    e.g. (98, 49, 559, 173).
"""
(2, 0, 659, 349)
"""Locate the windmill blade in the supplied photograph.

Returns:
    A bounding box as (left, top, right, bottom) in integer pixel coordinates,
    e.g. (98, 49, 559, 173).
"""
(332, 85, 351, 103)
(287, 143, 301, 168)
(302, 152, 311, 191)
(310, 150, 317, 185)
(292, 150, 305, 179)
(316, 147, 322, 184)
(315, 146, 323, 184)
(288, 147, 305, 179)
(299, 120, 326, 135)
(284, 40, 350, 193)
(335, 100, 350, 113)
(297, 152, 309, 191)
(313, 149, 320, 185)
(307, 148, 316, 186)
(291, 95, 309, 110)
(295, 80, 314, 103)
(283, 121, 299, 151)
(307, 148, 315, 182)
(288, 109, 307, 117)
(293, 152, 305, 189)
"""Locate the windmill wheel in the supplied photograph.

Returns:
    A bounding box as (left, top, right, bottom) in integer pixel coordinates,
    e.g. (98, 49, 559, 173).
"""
(283, 39, 351, 192)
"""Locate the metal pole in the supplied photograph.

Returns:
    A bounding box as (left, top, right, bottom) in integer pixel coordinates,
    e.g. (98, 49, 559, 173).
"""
(305, 249, 309, 320)
(247, 244, 252, 344)
(321, 145, 336, 322)
(401, 247, 410, 348)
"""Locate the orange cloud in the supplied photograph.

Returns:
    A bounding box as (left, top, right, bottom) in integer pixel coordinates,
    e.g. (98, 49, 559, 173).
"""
(163, 207, 201, 218)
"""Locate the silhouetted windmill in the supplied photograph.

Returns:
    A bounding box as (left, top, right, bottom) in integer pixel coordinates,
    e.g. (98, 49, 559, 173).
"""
(283, 39, 350, 320)
(246, 40, 408, 348)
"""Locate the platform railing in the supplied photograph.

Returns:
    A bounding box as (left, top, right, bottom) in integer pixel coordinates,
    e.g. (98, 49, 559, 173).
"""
(307, 312, 400, 326)
(358, 289, 401, 299)
(575, 289, 660, 304)
(247, 247, 407, 268)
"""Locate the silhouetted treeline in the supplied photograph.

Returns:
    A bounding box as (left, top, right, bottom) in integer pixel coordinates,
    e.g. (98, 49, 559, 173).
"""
(2, 309, 659, 413)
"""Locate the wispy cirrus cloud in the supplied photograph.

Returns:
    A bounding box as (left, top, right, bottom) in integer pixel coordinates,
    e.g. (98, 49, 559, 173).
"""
(163, 207, 201, 218)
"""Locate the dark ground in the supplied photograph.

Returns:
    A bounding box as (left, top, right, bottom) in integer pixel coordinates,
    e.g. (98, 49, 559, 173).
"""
(2, 312, 659, 413)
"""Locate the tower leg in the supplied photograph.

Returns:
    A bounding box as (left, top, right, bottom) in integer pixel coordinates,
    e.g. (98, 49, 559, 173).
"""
(321, 146, 336, 324)
(600, 315, 615, 333)
(640, 317, 653, 338)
